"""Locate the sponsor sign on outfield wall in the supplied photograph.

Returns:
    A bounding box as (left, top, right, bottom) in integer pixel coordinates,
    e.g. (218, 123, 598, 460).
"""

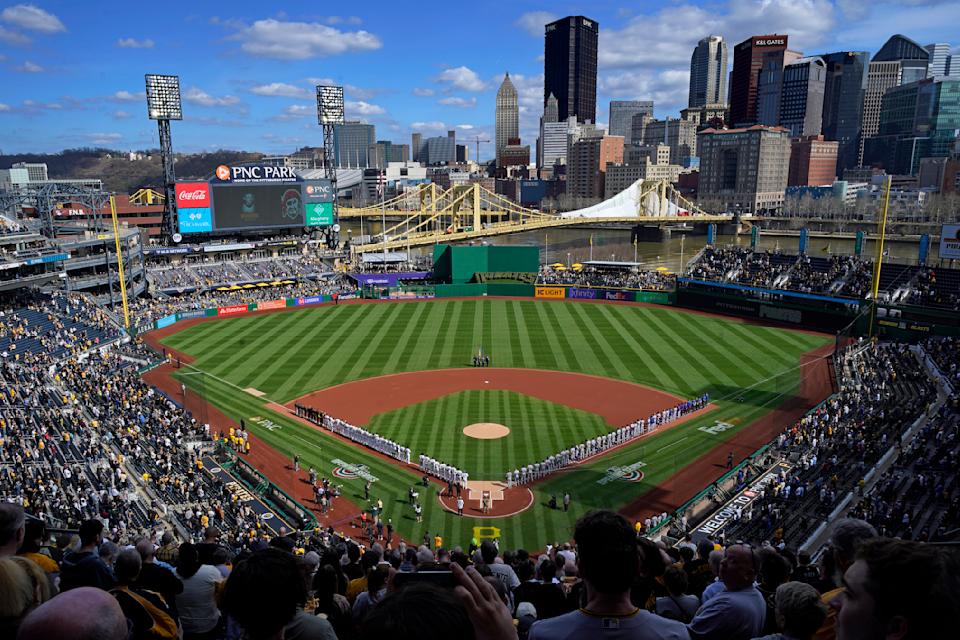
(218, 305, 249, 316)
(256, 299, 286, 311)
(692, 462, 791, 541)
(535, 286, 566, 299)
(568, 288, 599, 299)
(156, 314, 177, 329)
(939, 224, 960, 260)
(178, 310, 206, 321)
(296, 296, 323, 306)
(604, 290, 634, 301)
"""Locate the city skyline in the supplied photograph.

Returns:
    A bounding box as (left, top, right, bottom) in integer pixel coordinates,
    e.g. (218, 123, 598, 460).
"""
(0, 1, 958, 158)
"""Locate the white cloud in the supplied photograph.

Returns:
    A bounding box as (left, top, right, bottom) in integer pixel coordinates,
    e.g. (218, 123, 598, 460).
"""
(111, 90, 145, 102)
(412, 87, 435, 97)
(439, 96, 477, 108)
(184, 87, 241, 107)
(305, 77, 378, 100)
(117, 37, 154, 48)
(1, 4, 65, 33)
(250, 82, 312, 98)
(326, 16, 362, 25)
(410, 121, 447, 132)
(228, 18, 381, 60)
(113, 110, 131, 119)
(0, 25, 29, 44)
(87, 132, 122, 144)
(15, 60, 43, 72)
(456, 124, 474, 130)
(514, 11, 556, 37)
(0, 103, 10, 112)
(346, 100, 385, 116)
(20, 99, 62, 112)
(437, 66, 487, 92)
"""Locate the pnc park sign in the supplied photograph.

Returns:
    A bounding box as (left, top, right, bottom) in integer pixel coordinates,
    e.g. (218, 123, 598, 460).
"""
(214, 164, 299, 184)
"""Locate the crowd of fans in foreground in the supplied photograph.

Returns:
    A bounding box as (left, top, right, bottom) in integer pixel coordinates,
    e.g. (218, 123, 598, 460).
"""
(2, 504, 958, 640)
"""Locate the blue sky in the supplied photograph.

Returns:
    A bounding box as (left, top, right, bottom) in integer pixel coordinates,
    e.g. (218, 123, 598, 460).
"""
(0, 1, 958, 160)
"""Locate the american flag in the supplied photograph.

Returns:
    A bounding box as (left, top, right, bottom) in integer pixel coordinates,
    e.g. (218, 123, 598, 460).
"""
(376, 171, 386, 198)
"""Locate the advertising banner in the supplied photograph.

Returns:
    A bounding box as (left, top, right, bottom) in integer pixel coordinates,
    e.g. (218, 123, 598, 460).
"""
(178, 310, 207, 320)
(156, 314, 177, 329)
(692, 462, 791, 542)
(24, 253, 68, 266)
(175, 182, 211, 208)
(256, 299, 286, 311)
(352, 272, 431, 287)
(217, 305, 249, 317)
(534, 286, 566, 299)
(212, 164, 299, 184)
(604, 290, 635, 301)
(178, 207, 213, 234)
(295, 296, 323, 306)
(305, 202, 334, 227)
(939, 224, 960, 260)
(146, 246, 192, 255)
(302, 180, 334, 203)
(567, 287, 599, 299)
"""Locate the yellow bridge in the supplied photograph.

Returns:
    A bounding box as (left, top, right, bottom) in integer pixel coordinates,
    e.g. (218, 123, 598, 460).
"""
(341, 179, 732, 254)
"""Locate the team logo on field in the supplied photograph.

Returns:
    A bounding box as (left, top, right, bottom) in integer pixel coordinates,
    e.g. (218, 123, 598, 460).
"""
(598, 461, 647, 485)
(332, 466, 360, 480)
(331, 459, 378, 483)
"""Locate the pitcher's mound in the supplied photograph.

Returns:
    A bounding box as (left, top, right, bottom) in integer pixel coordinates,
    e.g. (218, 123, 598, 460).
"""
(463, 423, 510, 439)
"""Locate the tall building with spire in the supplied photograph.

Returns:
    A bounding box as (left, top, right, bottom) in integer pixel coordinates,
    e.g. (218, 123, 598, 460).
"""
(496, 73, 519, 168)
(689, 35, 728, 108)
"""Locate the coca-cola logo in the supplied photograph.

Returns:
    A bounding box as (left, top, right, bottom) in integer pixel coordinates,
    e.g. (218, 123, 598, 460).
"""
(178, 189, 206, 201)
(175, 182, 210, 207)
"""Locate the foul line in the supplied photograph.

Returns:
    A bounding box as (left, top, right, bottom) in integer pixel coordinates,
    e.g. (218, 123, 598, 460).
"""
(656, 436, 689, 453)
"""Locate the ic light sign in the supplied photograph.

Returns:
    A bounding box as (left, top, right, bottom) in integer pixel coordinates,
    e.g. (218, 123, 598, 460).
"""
(213, 164, 299, 183)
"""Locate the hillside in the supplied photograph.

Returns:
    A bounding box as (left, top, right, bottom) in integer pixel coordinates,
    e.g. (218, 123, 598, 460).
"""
(0, 148, 264, 194)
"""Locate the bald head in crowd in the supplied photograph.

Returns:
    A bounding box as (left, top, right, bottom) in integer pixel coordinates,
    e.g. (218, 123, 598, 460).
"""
(16, 587, 128, 640)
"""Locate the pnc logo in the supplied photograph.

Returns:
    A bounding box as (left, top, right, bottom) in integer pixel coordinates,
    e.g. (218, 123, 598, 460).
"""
(216, 165, 231, 181)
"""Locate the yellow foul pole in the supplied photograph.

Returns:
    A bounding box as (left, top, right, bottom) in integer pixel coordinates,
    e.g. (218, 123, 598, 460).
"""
(868, 176, 892, 337)
(109, 196, 130, 329)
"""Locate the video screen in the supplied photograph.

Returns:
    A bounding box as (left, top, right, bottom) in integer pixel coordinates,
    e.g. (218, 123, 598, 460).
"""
(211, 184, 305, 230)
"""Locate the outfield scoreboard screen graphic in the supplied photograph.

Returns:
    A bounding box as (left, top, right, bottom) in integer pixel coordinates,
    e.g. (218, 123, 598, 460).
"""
(211, 184, 305, 230)
(176, 165, 334, 234)
(939, 224, 960, 260)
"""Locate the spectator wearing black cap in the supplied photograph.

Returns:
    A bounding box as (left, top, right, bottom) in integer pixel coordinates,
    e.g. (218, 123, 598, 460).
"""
(59, 519, 115, 592)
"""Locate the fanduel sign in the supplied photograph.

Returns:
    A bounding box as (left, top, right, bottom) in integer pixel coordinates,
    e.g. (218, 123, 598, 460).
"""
(214, 164, 299, 184)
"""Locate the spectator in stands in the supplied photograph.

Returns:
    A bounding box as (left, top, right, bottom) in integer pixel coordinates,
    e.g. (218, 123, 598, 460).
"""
(174, 543, 222, 640)
(656, 566, 700, 623)
(528, 510, 688, 639)
(700, 550, 725, 604)
(754, 581, 827, 640)
(314, 564, 352, 638)
(156, 531, 180, 567)
(815, 518, 877, 640)
(17, 518, 59, 596)
(0, 555, 50, 636)
(359, 581, 476, 640)
(0, 503, 25, 558)
(110, 548, 178, 639)
(16, 586, 129, 640)
(687, 544, 765, 640)
(685, 540, 717, 599)
(133, 538, 183, 620)
(758, 548, 794, 634)
(59, 519, 115, 592)
(352, 564, 390, 622)
(830, 538, 959, 640)
(481, 540, 521, 594)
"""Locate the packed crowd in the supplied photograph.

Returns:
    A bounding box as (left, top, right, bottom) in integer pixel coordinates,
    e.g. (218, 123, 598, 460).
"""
(537, 266, 675, 290)
(717, 342, 936, 547)
(689, 246, 751, 281)
(785, 255, 850, 295)
(0, 290, 123, 364)
(733, 251, 794, 288)
(293, 406, 413, 465)
(148, 254, 329, 290)
(3, 502, 957, 640)
(510, 395, 710, 487)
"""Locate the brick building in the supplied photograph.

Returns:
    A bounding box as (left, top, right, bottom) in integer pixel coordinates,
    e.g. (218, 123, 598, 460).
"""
(789, 136, 839, 186)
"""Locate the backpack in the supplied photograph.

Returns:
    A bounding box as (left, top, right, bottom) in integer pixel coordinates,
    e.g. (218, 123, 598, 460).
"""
(111, 585, 179, 639)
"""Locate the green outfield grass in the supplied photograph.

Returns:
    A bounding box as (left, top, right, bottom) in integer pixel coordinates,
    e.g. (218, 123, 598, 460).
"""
(160, 299, 832, 549)
(367, 390, 615, 478)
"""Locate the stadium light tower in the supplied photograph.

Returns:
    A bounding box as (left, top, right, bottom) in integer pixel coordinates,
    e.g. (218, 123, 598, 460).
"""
(145, 74, 182, 242)
(317, 85, 344, 249)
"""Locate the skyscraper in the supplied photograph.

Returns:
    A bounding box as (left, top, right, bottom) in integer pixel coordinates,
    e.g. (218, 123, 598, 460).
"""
(333, 121, 376, 167)
(925, 43, 952, 78)
(730, 35, 789, 126)
(873, 34, 930, 84)
(544, 15, 599, 123)
(412, 133, 422, 163)
(544, 93, 559, 123)
(698, 125, 792, 213)
(496, 73, 520, 168)
(860, 61, 904, 166)
(821, 51, 869, 174)
(780, 57, 827, 137)
(608, 100, 654, 143)
(756, 49, 803, 126)
(689, 35, 728, 108)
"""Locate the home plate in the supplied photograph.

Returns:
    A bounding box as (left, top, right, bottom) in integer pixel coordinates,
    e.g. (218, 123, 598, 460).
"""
(244, 388, 266, 397)
(465, 481, 507, 502)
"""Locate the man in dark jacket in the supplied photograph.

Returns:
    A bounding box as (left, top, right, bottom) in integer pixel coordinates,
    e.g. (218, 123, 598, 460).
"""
(59, 519, 116, 591)
(133, 538, 183, 619)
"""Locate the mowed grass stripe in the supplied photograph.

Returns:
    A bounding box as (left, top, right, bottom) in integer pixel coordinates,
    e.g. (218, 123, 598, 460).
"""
(496, 301, 522, 368)
(382, 303, 430, 373)
(607, 306, 698, 395)
(643, 311, 739, 392)
(661, 311, 759, 386)
(210, 310, 315, 379)
(565, 302, 629, 379)
(683, 314, 784, 380)
(340, 303, 410, 382)
(424, 302, 458, 370)
(534, 301, 574, 371)
(598, 306, 679, 391)
(405, 302, 449, 372)
(519, 302, 559, 370)
(508, 301, 539, 367)
(551, 303, 608, 375)
(354, 304, 417, 379)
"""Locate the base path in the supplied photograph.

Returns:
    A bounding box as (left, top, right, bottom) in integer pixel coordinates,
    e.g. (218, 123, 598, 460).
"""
(287, 368, 686, 427)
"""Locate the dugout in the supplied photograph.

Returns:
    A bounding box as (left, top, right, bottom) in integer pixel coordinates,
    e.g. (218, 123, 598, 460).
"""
(432, 245, 539, 285)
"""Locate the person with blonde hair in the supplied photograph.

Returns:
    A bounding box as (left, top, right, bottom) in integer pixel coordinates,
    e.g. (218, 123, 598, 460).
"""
(0, 556, 50, 636)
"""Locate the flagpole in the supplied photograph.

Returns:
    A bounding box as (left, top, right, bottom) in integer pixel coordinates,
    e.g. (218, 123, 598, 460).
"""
(589, 234, 593, 262)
